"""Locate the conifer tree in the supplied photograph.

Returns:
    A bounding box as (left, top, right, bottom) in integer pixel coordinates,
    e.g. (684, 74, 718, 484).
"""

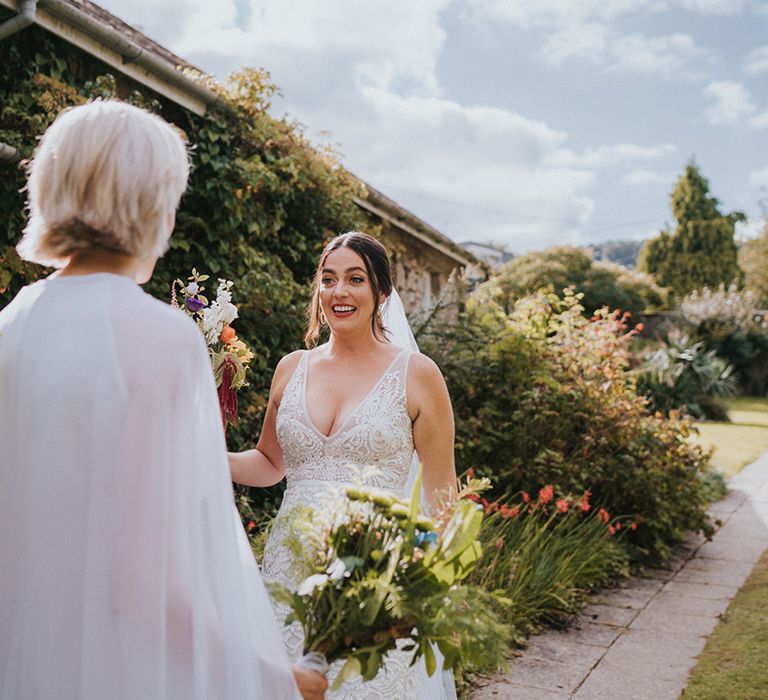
(639, 160, 744, 296)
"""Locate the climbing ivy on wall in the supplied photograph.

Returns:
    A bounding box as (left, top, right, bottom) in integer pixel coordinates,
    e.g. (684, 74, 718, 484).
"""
(0, 21, 367, 508)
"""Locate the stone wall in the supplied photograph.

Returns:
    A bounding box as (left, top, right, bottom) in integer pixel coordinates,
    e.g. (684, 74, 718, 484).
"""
(379, 221, 464, 319)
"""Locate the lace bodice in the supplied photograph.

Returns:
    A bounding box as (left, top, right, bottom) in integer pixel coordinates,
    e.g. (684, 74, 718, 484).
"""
(275, 348, 414, 491)
(262, 348, 435, 699)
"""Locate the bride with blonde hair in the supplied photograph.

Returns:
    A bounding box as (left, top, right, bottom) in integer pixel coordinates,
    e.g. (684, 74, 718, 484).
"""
(230, 231, 458, 698)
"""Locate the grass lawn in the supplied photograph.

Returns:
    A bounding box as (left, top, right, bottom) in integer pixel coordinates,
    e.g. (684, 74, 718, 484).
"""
(682, 548, 768, 699)
(693, 397, 768, 478)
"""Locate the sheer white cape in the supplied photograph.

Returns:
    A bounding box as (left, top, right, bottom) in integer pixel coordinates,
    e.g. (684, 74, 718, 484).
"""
(380, 289, 458, 700)
(0, 273, 299, 700)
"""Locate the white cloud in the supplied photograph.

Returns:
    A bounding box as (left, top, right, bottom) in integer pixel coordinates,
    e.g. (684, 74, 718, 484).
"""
(620, 169, 678, 185)
(735, 217, 766, 240)
(463, 0, 654, 29)
(540, 25, 705, 75)
(744, 46, 768, 74)
(610, 32, 704, 75)
(540, 23, 612, 64)
(678, 0, 746, 12)
(95, 0, 614, 250)
(703, 80, 756, 123)
(748, 111, 768, 128)
(749, 165, 768, 187)
(549, 143, 677, 168)
(465, 0, 750, 27)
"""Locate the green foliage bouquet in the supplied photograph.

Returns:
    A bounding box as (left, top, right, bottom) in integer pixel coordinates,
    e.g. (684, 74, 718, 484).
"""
(266, 471, 509, 690)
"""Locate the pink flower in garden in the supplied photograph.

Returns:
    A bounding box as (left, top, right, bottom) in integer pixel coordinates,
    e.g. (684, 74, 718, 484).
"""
(579, 492, 592, 513)
(521, 491, 531, 504)
(598, 508, 610, 524)
(608, 524, 616, 536)
(629, 522, 638, 531)
(538, 485, 554, 504)
(246, 520, 256, 532)
(556, 499, 569, 513)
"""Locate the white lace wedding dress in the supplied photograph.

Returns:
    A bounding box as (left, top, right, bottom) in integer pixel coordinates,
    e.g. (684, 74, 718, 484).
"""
(262, 347, 455, 699)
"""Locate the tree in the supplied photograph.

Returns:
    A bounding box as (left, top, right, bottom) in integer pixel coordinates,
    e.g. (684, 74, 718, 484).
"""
(638, 160, 744, 297)
(474, 246, 666, 318)
(739, 222, 768, 307)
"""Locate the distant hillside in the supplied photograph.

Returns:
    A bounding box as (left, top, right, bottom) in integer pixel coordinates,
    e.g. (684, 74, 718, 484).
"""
(589, 239, 646, 269)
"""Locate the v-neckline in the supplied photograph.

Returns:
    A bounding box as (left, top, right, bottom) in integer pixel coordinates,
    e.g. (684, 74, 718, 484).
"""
(302, 348, 406, 441)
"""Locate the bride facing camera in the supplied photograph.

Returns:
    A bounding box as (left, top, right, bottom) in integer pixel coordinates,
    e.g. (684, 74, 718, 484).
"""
(229, 231, 458, 698)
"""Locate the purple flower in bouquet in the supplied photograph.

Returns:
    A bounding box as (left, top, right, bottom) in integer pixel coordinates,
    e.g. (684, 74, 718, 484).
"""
(186, 296, 206, 312)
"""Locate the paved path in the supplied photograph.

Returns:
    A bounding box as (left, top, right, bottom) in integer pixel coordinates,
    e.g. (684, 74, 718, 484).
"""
(471, 450, 768, 700)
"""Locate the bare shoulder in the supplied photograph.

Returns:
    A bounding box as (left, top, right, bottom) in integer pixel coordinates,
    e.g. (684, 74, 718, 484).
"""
(271, 349, 305, 404)
(407, 352, 447, 390)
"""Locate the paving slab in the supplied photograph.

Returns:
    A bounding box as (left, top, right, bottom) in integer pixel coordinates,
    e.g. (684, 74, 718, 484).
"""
(572, 664, 687, 700)
(639, 589, 731, 619)
(470, 449, 768, 700)
(472, 680, 570, 699)
(661, 579, 739, 600)
(579, 603, 638, 627)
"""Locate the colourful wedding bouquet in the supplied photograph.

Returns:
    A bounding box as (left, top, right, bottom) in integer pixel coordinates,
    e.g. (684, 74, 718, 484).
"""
(266, 470, 510, 690)
(172, 269, 254, 427)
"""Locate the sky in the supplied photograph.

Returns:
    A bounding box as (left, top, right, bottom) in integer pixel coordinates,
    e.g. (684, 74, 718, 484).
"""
(98, 0, 768, 253)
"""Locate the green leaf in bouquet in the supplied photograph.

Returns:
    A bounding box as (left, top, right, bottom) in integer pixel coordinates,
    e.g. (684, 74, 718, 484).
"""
(423, 641, 437, 677)
(429, 538, 483, 586)
(359, 546, 400, 626)
(331, 657, 362, 691)
(430, 500, 484, 567)
(340, 555, 366, 575)
(264, 580, 306, 626)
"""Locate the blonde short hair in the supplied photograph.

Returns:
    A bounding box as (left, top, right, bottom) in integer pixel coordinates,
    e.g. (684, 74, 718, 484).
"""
(17, 99, 190, 267)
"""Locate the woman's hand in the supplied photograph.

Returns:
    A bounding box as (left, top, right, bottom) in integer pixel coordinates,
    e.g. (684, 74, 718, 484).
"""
(292, 666, 328, 700)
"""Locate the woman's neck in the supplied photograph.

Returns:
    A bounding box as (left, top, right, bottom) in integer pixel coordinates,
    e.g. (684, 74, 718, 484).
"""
(58, 249, 156, 284)
(326, 330, 388, 359)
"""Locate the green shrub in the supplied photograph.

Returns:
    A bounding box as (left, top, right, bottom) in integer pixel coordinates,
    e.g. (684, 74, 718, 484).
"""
(673, 284, 768, 395)
(421, 290, 716, 565)
(474, 246, 667, 319)
(636, 330, 738, 420)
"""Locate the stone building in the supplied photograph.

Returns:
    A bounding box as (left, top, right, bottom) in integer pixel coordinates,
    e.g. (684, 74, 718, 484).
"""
(0, 0, 481, 315)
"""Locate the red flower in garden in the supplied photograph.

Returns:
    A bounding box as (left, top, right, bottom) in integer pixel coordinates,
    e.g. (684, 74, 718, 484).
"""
(521, 491, 530, 503)
(556, 499, 569, 513)
(246, 520, 256, 532)
(538, 485, 554, 504)
(608, 524, 616, 536)
(466, 494, 481, 503)
(598, 508, 610, 524)
(629, 522, 638, 531)
(579, 491, 592, 513)
(509, 505, 520, 518)
(466, 467, 475, 479)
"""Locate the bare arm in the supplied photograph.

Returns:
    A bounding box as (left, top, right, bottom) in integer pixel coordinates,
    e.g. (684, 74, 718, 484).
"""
(407, 353, 457, 511)
(228, 351, 303, 487)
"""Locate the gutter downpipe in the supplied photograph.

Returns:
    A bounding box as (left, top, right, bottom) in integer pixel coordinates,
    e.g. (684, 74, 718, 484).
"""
(0, 0, 36, 162)
(0, 0, 36, 40)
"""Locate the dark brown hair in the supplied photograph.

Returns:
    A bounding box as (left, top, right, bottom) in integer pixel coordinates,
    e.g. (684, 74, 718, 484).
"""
(305, 231, 394, 348)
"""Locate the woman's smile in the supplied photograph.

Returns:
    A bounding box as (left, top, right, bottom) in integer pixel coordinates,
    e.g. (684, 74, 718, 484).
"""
(331, 303, 357, 318)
